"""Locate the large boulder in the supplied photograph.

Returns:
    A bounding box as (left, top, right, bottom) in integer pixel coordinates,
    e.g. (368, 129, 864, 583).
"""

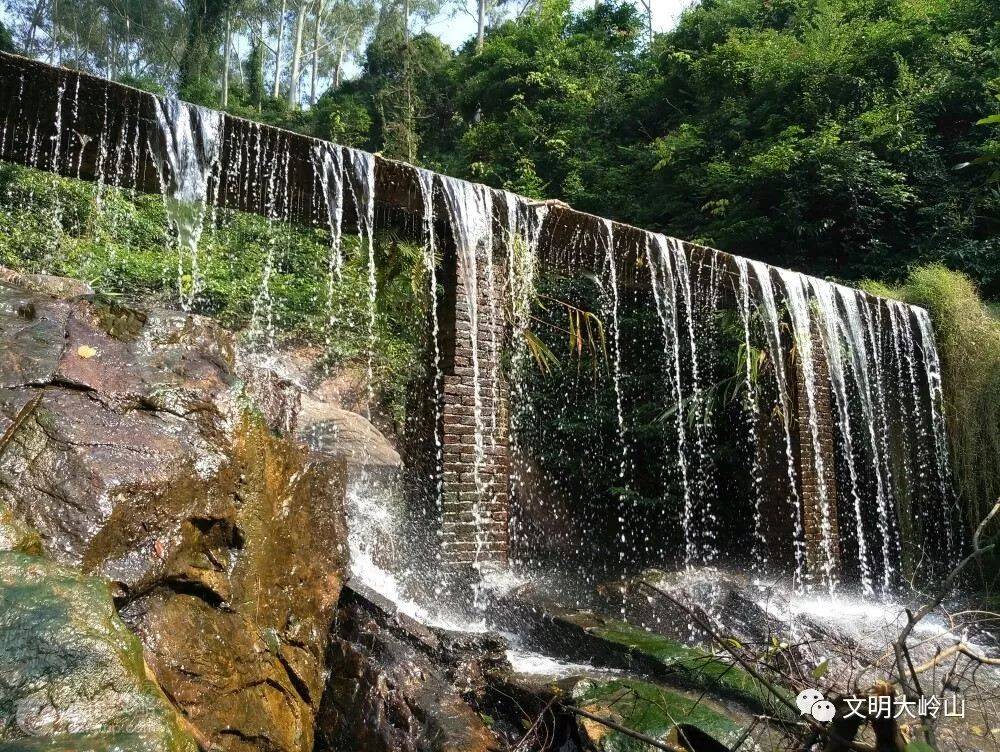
(0, 277, 349, 752)
(0, 551, 197, 752)
(316, 585, 505, 752)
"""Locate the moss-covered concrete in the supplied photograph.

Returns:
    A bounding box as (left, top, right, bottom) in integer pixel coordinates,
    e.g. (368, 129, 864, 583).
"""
(592, 620, 791, 714)
(0, 552, 196, 752)
(571, 678, 739, 752)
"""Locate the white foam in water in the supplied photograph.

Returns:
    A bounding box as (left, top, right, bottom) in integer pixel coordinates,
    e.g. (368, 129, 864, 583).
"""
(506, 646, 614, 679)
(345, 472, 487, 633)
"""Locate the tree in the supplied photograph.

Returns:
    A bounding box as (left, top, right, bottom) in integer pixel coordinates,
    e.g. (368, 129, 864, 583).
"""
(179, 0, 239, 102)
(0, 20, 13, 52)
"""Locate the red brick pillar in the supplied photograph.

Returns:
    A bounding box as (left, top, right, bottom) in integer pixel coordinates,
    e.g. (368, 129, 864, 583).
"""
(439, 237, 510, 576)
(793, 327, 841, 583)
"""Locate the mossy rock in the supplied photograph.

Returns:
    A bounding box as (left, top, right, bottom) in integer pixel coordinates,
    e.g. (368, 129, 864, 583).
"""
(593, 620, 792, 716)
(571, 678, 739, 752)
(0, 733, 164, 752)
(0, 551, 196, 752)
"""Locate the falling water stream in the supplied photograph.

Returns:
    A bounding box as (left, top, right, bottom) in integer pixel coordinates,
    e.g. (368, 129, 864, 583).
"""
(149, 97, 223, 310)
(1, 77, 968, 658)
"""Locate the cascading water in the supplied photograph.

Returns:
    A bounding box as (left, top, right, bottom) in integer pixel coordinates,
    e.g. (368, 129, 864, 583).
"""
(915, 307, 959, 567)
(647, 235, 696, 568)
(744, 259, 807, 585)
(343, 148, 377, 417)
(776, 269, 838, 590)
(311, 142, 345, 361)
(438, 175, 494, 573)
(601, 219, 630, 557)
(149, 97, 223, 310)
(1, 67, 965, 610)
(416, 169, 444, 530)
(733, 256, 768, 570)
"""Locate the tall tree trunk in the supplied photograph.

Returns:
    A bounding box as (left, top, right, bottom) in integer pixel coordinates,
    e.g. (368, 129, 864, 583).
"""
(475, 0, 486, 52)
(403, 0, 415, 161)
(309, 0, 324, 106)
(49, 0, 57, 64)
(272, 0, 286, 98)
(222, 14, 231, 107)
(258, 17, 266, 110)
(287, 1, 307, 107)
(333, 37, 345, 89)
(179, 0, 233, 100)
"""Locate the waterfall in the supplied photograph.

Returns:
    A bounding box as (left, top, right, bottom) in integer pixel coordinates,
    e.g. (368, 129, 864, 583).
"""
(344, 148, 377, 417)
(777, 270, 838, 590)
(810, 282, 874, 593)
(149, 97, 223, 310)
(647, 235, 694, 567)
(733, 257, 768, 571)
(915, 308, 958, 567)
(416, 169, 444, 528)
(311, 143, 345, 360)
(438, 175, 494, 571)
(0, 67, 964, 597)
(503, 191, 549, 567)
(601, 219, 630, 557)
(744, 259, 807, 585)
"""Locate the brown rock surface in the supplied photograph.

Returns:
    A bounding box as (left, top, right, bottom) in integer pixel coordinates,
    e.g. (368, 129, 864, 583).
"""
(0, 277, 348, 752)
(316, 585, 504, 752)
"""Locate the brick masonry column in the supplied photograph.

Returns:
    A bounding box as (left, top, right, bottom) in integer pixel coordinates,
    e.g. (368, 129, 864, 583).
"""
(793, 326, 841, 582)
(439, 238, 511, 577)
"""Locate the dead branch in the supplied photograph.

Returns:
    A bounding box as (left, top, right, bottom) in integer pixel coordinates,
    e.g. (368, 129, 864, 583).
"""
(639, 581, 877, 752)
(893, 500, 1000, 747)
(0, 393, 41, 459)
(561, 703, 684, 752)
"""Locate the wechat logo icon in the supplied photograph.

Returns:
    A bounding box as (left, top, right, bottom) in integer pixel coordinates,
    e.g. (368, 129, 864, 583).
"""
(796, 689, 836, 723)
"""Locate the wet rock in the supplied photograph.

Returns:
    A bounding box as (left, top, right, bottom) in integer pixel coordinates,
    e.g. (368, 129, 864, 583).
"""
(0, 551, 196, 752)
(597, 569, 781, 647)
(315, 585, 504, 752)
(497, 589, 789, 717)
(0, 276, 349, 752)
(0, 267, 94, 302)
(233, 353, 301, 435)
(298, 400, 401, 468)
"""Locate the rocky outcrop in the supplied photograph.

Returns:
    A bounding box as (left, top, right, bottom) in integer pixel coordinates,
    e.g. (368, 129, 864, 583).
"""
(316, 585, 504, 752)
(298, 400, 401, 468)
(0, 276, 349, 752)
(0, 551, 196, 752)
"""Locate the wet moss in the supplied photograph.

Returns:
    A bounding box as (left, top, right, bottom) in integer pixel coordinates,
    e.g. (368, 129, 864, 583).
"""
(0, 552, 197, 752)
(593, 620, 791, 715)
(572, 677, 739, 751)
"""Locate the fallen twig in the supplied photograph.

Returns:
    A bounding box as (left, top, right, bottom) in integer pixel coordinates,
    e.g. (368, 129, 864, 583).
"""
(0, 393, 41, 459)
(561, 703, 683, 752)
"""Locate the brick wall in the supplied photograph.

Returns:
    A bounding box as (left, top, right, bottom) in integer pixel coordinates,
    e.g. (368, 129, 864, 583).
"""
(793, 327, 842, 583)
(439, 239, 511, 575)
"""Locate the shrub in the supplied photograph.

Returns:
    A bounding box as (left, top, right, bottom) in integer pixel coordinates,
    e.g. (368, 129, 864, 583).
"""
(865, 265, 1000, 548)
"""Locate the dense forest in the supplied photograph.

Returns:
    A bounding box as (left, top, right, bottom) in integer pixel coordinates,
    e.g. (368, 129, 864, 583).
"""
(2, 0, 1000, 298)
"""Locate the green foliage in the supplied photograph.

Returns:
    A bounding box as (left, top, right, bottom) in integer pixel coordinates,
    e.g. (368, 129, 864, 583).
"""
(0, 163, 426, 425)
(863, 265, 1000, 540)
(318, 0, 1000, 299)
(594, 620, 791, 715)
(0, 21, 13, 53)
